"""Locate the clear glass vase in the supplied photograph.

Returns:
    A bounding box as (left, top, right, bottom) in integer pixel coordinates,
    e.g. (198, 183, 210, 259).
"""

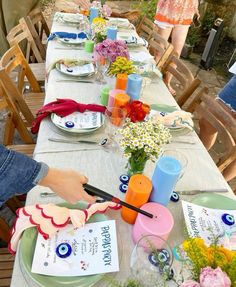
(127, 150, 148, 176)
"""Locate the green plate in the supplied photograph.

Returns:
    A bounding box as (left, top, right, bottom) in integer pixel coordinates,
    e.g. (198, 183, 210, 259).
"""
(19, 202, 107, 287)
(192, 193, 236, 210)
(151, 103, 177, 113)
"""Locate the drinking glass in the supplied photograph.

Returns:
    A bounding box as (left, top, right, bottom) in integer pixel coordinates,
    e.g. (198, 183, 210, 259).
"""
(130, 235, 174, 287)
(103, 107, 126, 152)
(95, 56, 109, 84)
(161, 149, 188, 181)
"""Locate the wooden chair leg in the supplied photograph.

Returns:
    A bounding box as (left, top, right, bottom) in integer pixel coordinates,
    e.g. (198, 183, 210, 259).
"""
(0, 218, 11, 243)
(177, 78, 201, 108)
(3, 112, 15, 146)
(5, 197, 23, 214)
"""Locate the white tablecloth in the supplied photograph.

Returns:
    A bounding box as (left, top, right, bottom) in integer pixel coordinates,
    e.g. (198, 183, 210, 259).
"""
(10, 13, 235, 287)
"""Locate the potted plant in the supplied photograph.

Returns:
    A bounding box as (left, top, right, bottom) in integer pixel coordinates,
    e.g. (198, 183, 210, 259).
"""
(181, 26, 201, 58)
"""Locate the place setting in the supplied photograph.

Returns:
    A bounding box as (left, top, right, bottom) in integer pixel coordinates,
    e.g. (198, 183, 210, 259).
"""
(48, 59, 97, 83)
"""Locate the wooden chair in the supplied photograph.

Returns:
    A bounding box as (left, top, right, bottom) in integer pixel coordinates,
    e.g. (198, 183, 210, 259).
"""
(148, 31, 174, 70)
(24, 7, 50, 61)
(110, 10, 141, 26)
(194, 93, 236, 179)
(7, 18, 45, 82)
(136, 16, 156, 42)
(161, 53, 201, 108)
(0, 44, 45, 145)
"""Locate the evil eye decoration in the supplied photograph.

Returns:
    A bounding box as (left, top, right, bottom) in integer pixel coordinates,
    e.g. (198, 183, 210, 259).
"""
(222, 214, 235, 226)
(100, 138, 108, 146)
(56, 243, 72, 258)
(65, 121, 75, 128)
(148, 253, 158, 267)
(119, 174, 130, 184)
(170, 191, 179, 202)
(157, 249, 170, 264)
(148, 249, 170, 267)
(159, 111, 167, 117)
(119, 183, 128, 193)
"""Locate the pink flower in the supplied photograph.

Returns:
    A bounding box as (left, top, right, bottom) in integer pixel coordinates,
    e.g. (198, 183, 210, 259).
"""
(200, 267, 231, 287)
(180, 280, 200, 287)
(94, 39, 129, 63)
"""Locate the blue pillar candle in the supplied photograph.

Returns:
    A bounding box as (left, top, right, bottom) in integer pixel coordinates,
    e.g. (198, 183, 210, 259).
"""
(150, 156, 182, 206)
(89, 7, 99, 23)
(107, 26, 117, 40)
(126, 74, 143, 101)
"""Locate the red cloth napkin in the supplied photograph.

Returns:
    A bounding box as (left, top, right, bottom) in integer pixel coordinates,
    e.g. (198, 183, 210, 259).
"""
(31, 98, 107, 134)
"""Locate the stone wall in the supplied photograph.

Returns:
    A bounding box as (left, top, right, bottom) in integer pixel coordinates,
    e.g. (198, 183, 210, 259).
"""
(200, 0, 236, 40)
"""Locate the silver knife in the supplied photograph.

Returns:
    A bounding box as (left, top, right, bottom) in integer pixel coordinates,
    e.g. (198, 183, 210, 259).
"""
(56, 79, 94, 83)
(177, 188, 228, 195)
(48, 137, 99, 144)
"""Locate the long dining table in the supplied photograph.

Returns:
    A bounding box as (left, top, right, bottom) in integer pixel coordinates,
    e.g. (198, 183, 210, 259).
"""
(10, 12, 236, 287)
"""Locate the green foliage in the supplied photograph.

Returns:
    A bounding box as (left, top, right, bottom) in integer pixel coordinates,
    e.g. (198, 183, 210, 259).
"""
(201, 10, 216, 34)
(133, 0, 158, 20)
(186, 26, 201, 47)
(105, 276, 143, 287)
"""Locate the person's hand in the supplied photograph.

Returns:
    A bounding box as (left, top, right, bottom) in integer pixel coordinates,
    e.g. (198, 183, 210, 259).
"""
(75, 0, 91, 10)
(39, 168, 96, 204)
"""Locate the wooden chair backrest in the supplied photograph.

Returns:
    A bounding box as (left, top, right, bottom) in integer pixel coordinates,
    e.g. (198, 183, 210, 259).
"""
(163, 54, 195, 90)
(137, 16, 156, 41)
(148, 31, 174, 70)
(195, 93, 236, 173)
(7, 19, 44, 63)
(24, 8, 50, 61)
(0, 45, 40, 143)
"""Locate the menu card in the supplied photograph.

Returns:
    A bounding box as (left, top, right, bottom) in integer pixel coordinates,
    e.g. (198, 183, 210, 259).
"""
(31, 220, 119, 276)
(182, 201, 236, 250)
(53, 111, 102, 129)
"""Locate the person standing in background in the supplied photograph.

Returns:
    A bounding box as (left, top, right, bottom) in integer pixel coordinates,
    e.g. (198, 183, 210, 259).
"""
(154, 0, 199, 95)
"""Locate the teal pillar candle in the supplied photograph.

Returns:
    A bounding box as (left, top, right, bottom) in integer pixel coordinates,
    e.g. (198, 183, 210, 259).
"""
(100, 86, 111, 106)
(85, 40, 95, 53)
(150, 156, 182, 206)
(126, 74, 143, 101)
(107, 26, 117, 40)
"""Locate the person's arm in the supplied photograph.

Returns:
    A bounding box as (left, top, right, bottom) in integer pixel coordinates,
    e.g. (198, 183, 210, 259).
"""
(0, 145, 95, 206)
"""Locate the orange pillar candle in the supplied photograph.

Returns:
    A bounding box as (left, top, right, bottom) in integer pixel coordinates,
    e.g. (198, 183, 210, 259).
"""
(121, 174, 152, 224)
(116, 74, 128, 90)
(111, 93, 130, 126)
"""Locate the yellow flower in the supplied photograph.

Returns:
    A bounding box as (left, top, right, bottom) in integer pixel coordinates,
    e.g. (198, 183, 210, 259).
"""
(182, 238, 209, 264)
(92, 17, 106, 25)
(207, 245, 235, 266)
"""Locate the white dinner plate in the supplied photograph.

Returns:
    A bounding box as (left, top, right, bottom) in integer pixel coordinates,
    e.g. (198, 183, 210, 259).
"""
(62, 13, 84, 24)
(55, 60, 95, 77)
(51, 112, 105, 134)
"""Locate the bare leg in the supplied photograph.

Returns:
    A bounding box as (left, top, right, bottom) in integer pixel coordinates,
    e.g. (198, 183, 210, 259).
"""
(165, 25, 190, 95)
(198, 118, 218, 151)
(222, 160, 236, 182)
(154, 26, 173, 60)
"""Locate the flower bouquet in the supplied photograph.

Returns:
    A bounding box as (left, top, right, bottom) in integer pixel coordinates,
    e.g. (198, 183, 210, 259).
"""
(91, 1, 112, 19)
(108, 56, 136, 76)
(91, 17, 108, 43)
(178, 237, 236, 287)
(118, 119, 171, 175)
(125, 100, 150, 123)
(94, 39, 129, 63)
